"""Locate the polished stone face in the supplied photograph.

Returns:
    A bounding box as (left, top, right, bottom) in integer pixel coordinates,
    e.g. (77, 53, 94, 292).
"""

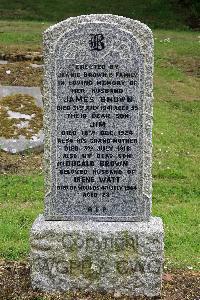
(43, 15, 153, 221)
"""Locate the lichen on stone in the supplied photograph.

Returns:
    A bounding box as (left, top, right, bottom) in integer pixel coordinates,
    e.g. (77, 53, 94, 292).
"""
(0, 93, 43, 139)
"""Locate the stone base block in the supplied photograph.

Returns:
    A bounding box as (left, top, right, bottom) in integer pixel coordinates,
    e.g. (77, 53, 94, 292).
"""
(30, 215, 164, 297)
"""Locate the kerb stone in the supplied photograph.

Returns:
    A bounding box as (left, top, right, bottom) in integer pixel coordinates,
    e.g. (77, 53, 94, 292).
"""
(30, 215, 164, 297)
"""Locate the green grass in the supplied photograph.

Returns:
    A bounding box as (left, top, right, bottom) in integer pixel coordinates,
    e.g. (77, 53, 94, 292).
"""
(0, 0, 197, 29)
(0, 175, 44, 259)
(152, 100, 200, 269)
(0, 23, 199, 269)
(0, 21, 50, 53)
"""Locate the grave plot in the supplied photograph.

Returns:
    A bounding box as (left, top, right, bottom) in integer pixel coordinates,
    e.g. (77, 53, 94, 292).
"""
(0, 87, 43, 153)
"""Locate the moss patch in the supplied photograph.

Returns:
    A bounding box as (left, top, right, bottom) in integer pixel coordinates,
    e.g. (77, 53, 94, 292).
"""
(0, 151, 43, 174)
(0, 93, 43, 139)
(0, 61, 43, 87)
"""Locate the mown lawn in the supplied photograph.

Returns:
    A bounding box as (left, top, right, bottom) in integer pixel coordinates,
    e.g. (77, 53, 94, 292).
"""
(0, 22, 199, 270)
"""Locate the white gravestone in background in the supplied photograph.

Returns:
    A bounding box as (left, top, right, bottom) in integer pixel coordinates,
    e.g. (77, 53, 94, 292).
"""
(30, 15, 164, 297)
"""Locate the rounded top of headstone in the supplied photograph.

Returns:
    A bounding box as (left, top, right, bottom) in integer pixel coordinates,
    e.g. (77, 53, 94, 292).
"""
(45, 14, 152, 32)
(43, 14, 153, 50)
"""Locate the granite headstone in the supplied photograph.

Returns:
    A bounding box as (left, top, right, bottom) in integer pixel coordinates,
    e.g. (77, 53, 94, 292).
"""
(43, 15, 153, 222)
(30, 15, 164, 297)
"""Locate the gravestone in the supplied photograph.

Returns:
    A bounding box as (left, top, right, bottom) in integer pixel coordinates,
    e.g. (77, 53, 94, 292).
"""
(30, 15, 164, 297)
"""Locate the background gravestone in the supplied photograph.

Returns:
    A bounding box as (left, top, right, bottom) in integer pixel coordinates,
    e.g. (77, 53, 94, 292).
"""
(30, 15, 164, 297)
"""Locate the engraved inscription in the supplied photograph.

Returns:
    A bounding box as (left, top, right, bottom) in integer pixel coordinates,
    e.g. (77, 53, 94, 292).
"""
(34, 257, 144, 278)
(50, 23, 145, 220)
(89, 34, 105, 51)
(62, 234, 138, 252)
(32, 234, 140, 278)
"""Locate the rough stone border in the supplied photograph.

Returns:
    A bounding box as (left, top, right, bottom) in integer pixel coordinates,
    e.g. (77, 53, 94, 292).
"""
(0, 53, 43, 62)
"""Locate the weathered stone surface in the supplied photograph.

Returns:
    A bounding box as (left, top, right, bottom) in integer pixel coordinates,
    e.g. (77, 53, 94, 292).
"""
(0, 52, 43, 62)
(0, 60, 8, 64)
(30, 63, 44, 69)
(43, 14, 153, 221)
(0, 86, 43, 107)
(0, 86, 44, 153)
(30, 215, 164, 297)
(0, 134, 44, 153)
